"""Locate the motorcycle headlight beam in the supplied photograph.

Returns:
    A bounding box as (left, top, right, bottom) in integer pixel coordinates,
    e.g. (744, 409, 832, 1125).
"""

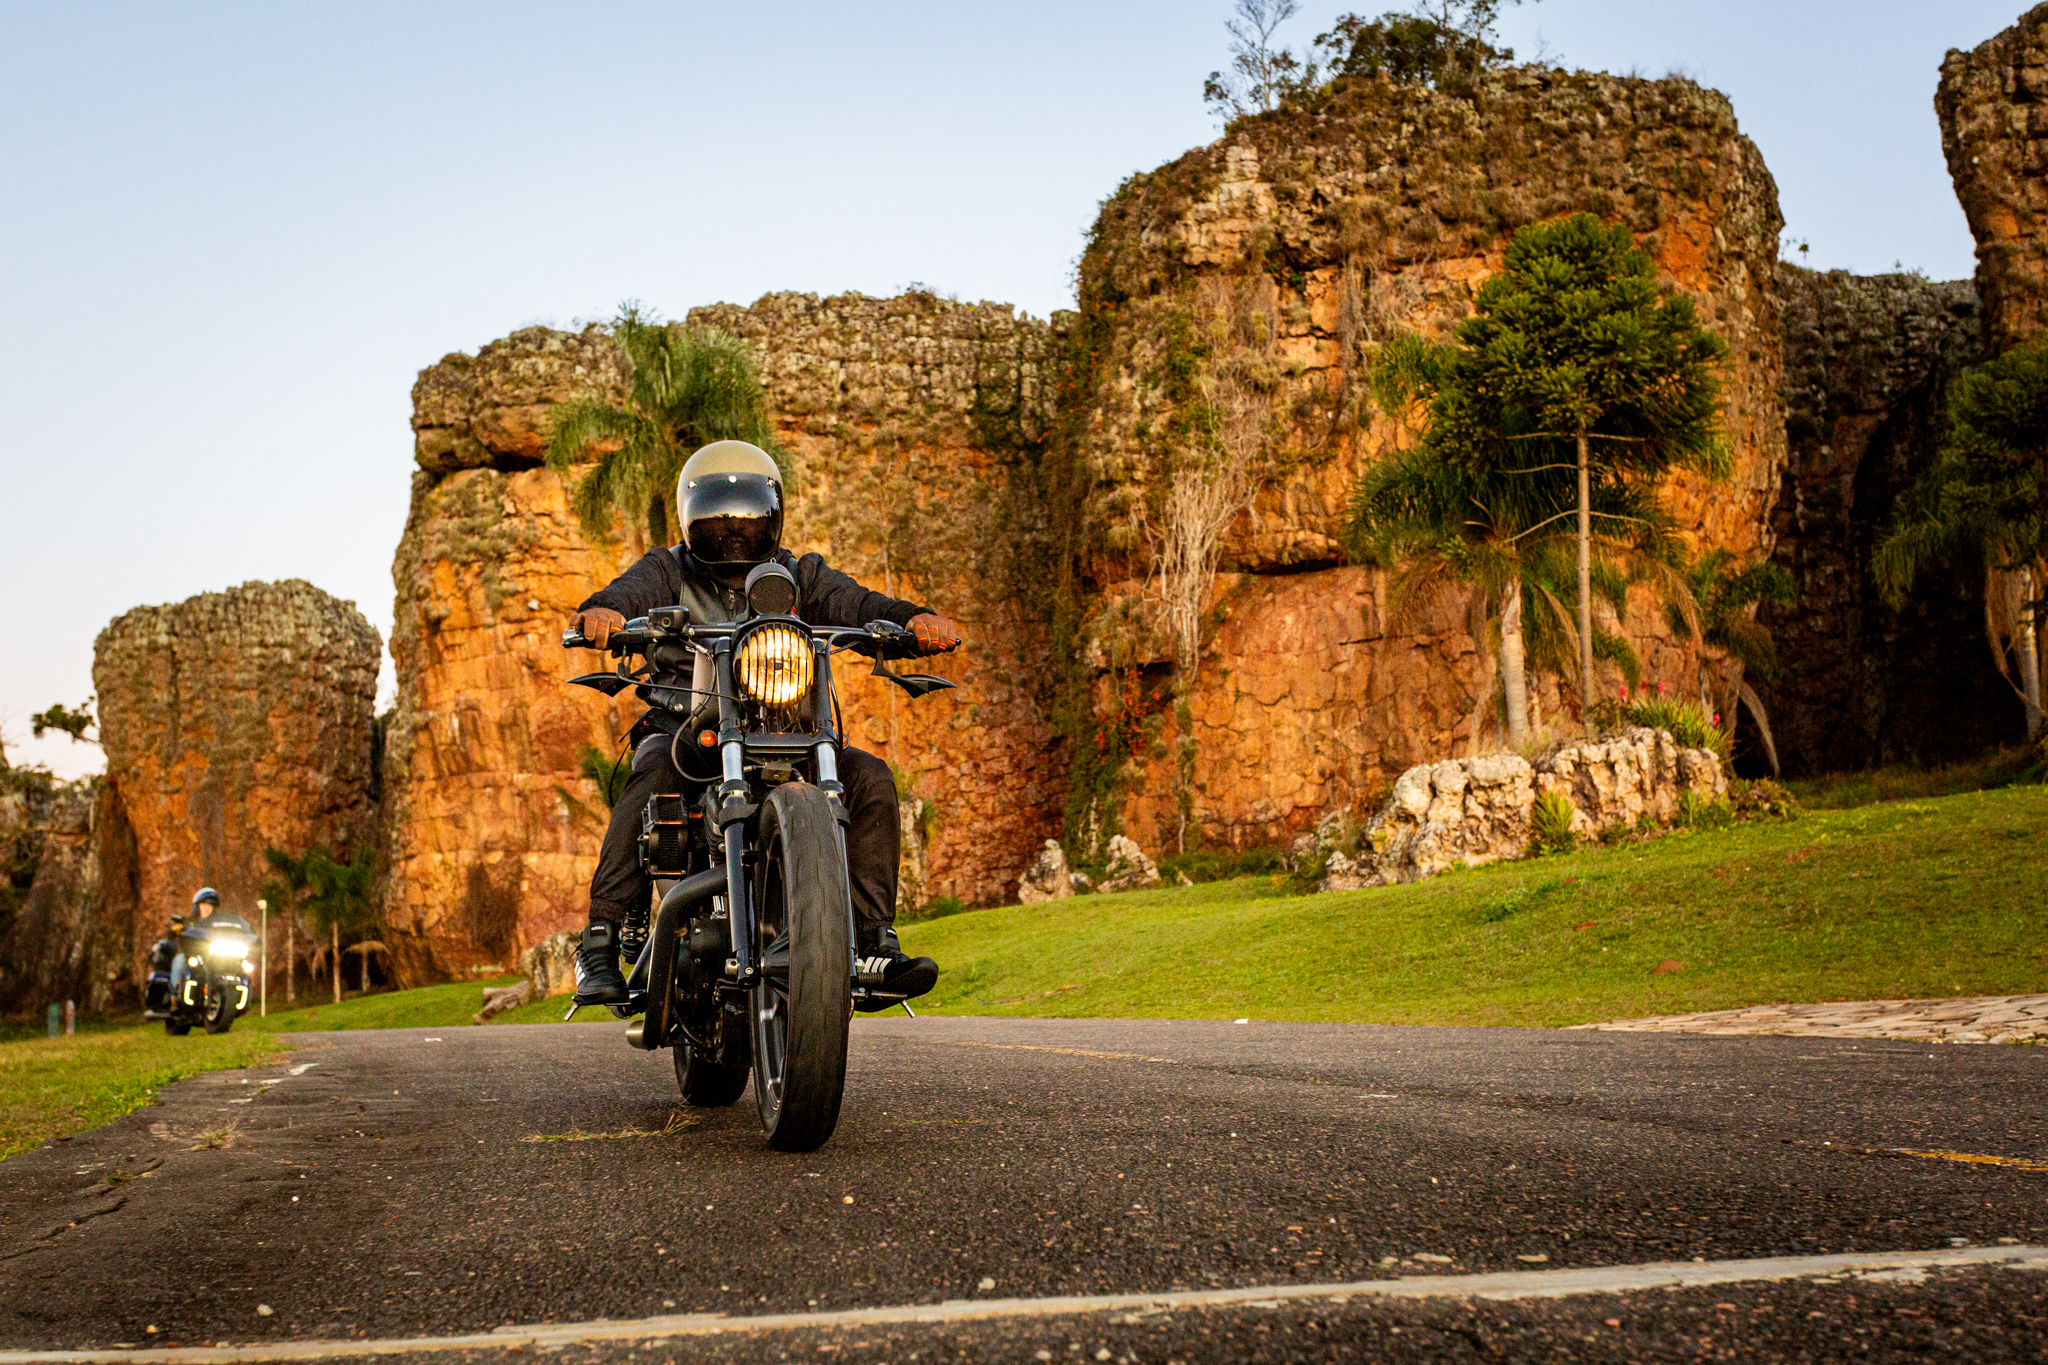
(734, 624, 814, 707)
(208, 938, 249, 961)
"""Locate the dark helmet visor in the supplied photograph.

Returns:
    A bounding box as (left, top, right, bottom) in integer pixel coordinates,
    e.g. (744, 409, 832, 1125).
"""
(683, 472, 783, 569)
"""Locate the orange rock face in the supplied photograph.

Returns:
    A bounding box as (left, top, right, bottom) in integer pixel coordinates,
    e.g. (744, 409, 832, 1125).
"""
(93, 581, 381, 984)
(1940, 5, 2048, 351)
(383, 299, 1065, 977)
(1067, 68, 1786, 857)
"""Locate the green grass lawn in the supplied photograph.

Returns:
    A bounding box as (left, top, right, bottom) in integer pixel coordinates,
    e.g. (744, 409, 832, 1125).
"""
(899, 784, 2048, 1028)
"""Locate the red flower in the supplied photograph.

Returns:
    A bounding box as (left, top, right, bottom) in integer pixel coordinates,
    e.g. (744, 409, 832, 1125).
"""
(1712, 713, 1722, 725)
(1656, 681, 1666, 696)
(1618, 685, 1630, 700)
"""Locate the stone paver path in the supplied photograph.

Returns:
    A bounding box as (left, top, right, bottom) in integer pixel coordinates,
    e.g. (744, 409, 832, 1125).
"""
(1571, 994, 2048, 1044)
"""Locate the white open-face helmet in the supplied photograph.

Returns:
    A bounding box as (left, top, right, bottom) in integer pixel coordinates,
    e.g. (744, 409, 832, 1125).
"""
(678, 441, 783, 572)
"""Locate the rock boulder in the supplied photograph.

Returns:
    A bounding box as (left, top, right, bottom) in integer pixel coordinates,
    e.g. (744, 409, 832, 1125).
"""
(1301, 727, 1727, 890)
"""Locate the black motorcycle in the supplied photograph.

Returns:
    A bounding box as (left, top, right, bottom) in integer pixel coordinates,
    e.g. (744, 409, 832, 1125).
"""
(144, 913, 256, 1036)
(561, 562, 954, 1151)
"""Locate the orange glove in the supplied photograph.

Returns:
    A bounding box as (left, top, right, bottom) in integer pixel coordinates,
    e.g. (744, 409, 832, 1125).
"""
(908, 613, 962, 656)
(573, 608, 625, 648)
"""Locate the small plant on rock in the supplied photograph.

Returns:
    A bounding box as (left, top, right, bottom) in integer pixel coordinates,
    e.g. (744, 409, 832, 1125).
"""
(1529, 789, 1577, 855)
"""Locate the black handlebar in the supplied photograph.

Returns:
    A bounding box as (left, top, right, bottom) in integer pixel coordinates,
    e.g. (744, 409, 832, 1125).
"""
(562, 617, 923, 659)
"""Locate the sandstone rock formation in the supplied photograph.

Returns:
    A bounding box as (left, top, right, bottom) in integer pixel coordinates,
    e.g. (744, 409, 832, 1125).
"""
(94, 581, 380, 988)
(1065, 68, 1785, 857)
(1939, 3, 2048, 351)
(1757, 268, 2021, 772)
(0, 768, 118, 1015)
(1297, 727, 1728, 890)
(384, 295, 1065, 976)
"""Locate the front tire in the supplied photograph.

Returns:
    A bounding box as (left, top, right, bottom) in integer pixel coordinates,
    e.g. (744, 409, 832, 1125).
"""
(204, 984, 235, 1035)
(749, 782, 853, 1151)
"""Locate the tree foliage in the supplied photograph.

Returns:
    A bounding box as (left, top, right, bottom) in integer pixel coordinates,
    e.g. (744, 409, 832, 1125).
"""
(29, 701, 94, 744)
(542, 304, 787, 545)
(1876, 335, 2048, 597)
(1665, 548, 1795, 682)
(1316, 1, 1525, 92)
(1203, 0, 1532, 120)
(1428, 214, 1728, 489)
(1876, 334, 2048, 736)
(261, 844, 377, 939)
(1204, 0, 1319, 121)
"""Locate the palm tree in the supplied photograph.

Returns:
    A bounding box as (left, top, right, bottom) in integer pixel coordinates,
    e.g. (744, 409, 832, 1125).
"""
(1665, 549, 1796, 776)
(1350, 441, 1678, 749)
(1875, 336, 2048, 741)
(543, 304, 788, 545)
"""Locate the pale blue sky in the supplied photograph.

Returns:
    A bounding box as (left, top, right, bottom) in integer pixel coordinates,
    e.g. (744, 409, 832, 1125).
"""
(0, 0, 2024, 777)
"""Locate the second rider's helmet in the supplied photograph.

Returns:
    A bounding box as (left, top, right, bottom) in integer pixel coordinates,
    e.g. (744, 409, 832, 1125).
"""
(192, 887, 220, 912)
(678, 441, 784, 576)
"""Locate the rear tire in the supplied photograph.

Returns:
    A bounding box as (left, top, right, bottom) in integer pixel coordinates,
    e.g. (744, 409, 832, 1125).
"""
(749, 782, 853, 1152)
(675, 1041, 749, 1107)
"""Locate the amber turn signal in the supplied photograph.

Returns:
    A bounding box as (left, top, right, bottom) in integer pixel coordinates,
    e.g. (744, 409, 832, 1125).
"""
(697, 730, 716, 747)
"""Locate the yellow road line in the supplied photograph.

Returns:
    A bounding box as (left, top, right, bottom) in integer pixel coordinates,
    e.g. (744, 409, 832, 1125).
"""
(1890, 1147, 2048, 1172)
(906, 1039, 1178, 1064)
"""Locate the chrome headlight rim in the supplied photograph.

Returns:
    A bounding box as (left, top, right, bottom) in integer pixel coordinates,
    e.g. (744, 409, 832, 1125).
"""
(733, 619, 817, 708)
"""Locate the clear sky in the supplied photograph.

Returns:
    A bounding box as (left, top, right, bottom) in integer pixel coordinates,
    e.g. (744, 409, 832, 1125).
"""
(0, 0, 2025, 778)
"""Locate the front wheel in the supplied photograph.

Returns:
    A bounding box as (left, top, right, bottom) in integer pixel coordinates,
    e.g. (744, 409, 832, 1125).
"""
(204, 984, 235, 1035)
(750, 782, 853, 1151)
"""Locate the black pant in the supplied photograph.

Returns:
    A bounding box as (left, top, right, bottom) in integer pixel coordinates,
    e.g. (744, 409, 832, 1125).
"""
(588, 735, 900, 937)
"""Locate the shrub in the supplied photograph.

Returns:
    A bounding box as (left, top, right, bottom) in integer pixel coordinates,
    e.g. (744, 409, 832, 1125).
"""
(1159, 847, 1287, 886)
(1729, 778, 1800, 822)
(1676, 792, 1735, 831)
(1530, 789, 1578, 855)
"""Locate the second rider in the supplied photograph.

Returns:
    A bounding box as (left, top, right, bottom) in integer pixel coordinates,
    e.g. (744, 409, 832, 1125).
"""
(567, 440, 957, 1010)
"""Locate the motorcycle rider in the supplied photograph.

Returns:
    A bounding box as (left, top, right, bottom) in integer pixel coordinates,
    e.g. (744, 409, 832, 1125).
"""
(567, 440, 956, 1009)
(153, 888, 220, 1008)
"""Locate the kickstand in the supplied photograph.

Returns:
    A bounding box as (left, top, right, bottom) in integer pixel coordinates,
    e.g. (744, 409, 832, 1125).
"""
(563, 1000, 583, 1021)
(900, 1000, 916, 1018)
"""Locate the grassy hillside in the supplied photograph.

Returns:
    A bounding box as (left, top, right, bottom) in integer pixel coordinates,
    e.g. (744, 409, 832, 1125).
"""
(899, 785, 2048, 1027)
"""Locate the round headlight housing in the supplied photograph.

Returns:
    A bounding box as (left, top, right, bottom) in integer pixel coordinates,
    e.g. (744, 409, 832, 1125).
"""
(735, 623, 815, 707)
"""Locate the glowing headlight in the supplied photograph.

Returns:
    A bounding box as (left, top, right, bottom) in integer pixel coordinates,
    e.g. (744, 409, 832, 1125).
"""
(209, 937, 249, 961)
(241, 959, 256, 974)
(735, 625, 814, 706)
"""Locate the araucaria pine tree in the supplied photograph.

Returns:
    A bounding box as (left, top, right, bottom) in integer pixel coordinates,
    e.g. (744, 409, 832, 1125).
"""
(1422, 213, 1729, 725)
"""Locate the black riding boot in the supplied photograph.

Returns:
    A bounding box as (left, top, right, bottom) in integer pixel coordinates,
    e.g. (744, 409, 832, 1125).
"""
(854, 925, 937, 1012)
(574, 922, 628, 1005)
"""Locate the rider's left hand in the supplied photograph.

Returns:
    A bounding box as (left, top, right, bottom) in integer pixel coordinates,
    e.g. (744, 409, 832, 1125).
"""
(908, 613, 962, 656)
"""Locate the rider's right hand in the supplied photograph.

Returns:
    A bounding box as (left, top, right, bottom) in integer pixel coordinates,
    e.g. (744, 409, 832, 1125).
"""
(572, 607, 626, 649)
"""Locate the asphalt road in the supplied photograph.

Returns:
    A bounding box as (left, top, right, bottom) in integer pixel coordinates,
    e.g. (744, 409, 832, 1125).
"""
(3, 1016, 2046, 1362)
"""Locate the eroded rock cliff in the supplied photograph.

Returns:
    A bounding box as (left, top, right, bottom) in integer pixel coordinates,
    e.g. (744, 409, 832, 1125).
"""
(383, 296, 1064, 976)
(1940, 2, 2048, 351)
(1756, 267, 2021, 772)
(1062, 68, 1785, 857)
(94, 581, 380, 985)
(0, 767, 118, 1014)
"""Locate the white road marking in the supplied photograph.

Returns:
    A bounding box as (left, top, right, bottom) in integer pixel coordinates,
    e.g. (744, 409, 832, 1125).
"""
(285, 1064, 317, 1077)
(2, 1245, 2043, 1363)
